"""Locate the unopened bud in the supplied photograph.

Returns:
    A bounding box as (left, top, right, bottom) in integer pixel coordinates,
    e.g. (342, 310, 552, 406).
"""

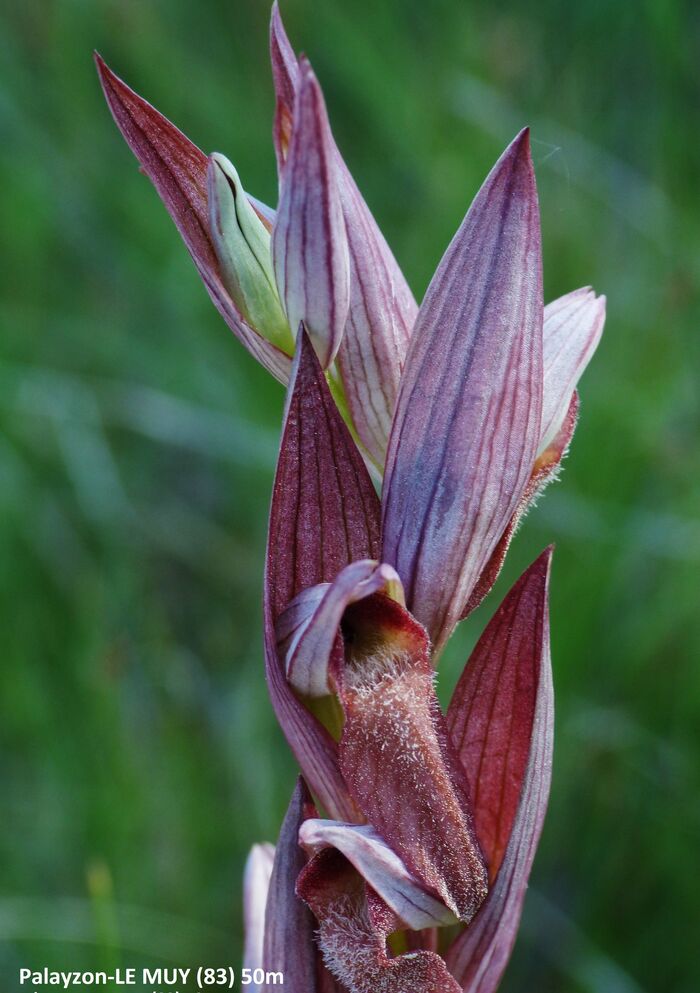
(208, 153, 293, 353)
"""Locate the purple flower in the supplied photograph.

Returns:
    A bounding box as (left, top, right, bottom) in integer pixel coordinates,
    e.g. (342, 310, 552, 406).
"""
(97, 6, 605, 990)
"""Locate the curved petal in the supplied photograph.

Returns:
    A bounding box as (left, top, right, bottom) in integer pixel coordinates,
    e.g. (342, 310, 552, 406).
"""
(299, 819, 456, 929)
(276, 561, 403, 697)
(539, 287, 605, 454)
(459, 287, 604, 618)
(265, 331, 380, 819)
(381, 130, 543, 657)
(272, 60, 350, 369)
(445, 551, 554, 992)
(94, 54, 290, 383)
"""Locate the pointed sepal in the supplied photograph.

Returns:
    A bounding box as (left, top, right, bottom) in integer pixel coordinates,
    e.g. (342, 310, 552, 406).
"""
(381, 130, 543, 656)
(445, 549, 554, 991)
(268, 9, 417, 464)
(265, 331, 380, 818)
(94, 54, 290, 382)
(272, 61, 350, 369)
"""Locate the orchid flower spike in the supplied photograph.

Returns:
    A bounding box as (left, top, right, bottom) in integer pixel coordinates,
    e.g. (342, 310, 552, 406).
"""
(98, 5, 605, 991)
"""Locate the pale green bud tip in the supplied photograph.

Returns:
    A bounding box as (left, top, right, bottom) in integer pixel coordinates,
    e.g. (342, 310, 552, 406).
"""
(208, 153, 294, 355)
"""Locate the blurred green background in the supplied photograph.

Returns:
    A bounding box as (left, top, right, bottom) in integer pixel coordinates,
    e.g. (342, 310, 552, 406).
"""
(1, 0, 699, 990)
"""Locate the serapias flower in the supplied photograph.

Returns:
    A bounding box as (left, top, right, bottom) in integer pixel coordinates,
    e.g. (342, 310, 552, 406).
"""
(94, 6, 603, 476)
(258, 309, 553, 989)
(247, 539, 553, 991)
(97, 5, 605, 991)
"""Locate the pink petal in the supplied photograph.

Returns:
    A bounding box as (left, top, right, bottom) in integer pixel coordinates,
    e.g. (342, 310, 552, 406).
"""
(335, 168, 417, 466)
(270, 2, 299, 171)
(540, 287, 605, 454)
(268, 9, 417, 464)
(299, 819, 456, 929)
(459, 288, 603, 618)
(272, 61, 350, 370)
(336, 594, 488, 923)
(445, 550, 554, 991)
(381, 130, 543, 657)
(243, 843, 275, 992)
(265, 331, 380, 819)
(460, 391, 577, 621)
(94, 54, 290, 383)
(276, 561, 402, 697)
(263, 780, 318, 990)
(298, 849, 463, 993)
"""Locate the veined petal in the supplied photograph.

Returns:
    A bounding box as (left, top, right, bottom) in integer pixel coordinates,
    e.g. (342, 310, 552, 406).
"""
(459, 289, 603, 618)
(335, 594, 488, 922)
(243, 843, 275, 992)
(94, 54, 290, 383)
(272, 61, 350, 370)
(336, 170, 417, 466)
(276, 561, 403, 698)
(298, 849, 462, 993)
(381, 130, 543, 657)
(448, 548, 552, 877)
(299, 819, 457, 929)
(539, 287, 605, 454)
(265, 331, 380, 818)
(263, 780, 318, 991)
(269, 8, 417, 465)
(445, 551, 554, 992)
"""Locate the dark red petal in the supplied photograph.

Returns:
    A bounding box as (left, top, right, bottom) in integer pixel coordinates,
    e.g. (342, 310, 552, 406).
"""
(445, 552, 554, 991)
(336, 595, 488, 923)
(265, 331, 381, 818)
(448, 548, 552, 877)
(263, 780, 318, 991)
(298, 850, 462, 993)
(94, 54, 290, 382)
(381, 130, 543, 657)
